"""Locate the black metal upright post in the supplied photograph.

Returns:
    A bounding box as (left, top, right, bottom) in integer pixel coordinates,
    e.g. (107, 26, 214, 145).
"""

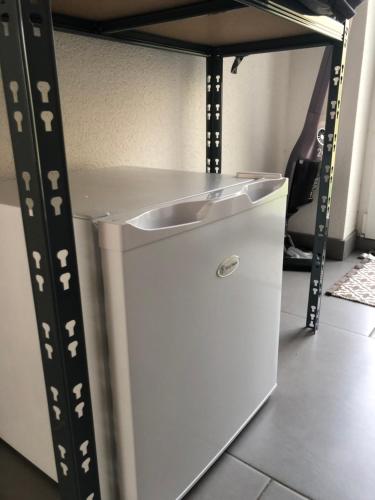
(306, 23, 349, 333)
(206, 55, 223, 173)
(0, 1, 101, 499)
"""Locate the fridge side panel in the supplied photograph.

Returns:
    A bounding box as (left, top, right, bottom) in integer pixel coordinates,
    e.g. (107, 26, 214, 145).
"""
(0, 205, 115, 499)
(74, 219, 118, 500)
(0, 204, 56, 479)
(100, 247, 138, 500)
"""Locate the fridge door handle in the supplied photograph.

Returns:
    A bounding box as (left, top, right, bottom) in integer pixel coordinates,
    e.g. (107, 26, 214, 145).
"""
(98, 178, 287, 251)
(243, 178, 288, 205)
(208, 178, 288, 212)
(126, 200, 211, 231)
(205, 178, 287, 221)
(127, 178, 288, 231)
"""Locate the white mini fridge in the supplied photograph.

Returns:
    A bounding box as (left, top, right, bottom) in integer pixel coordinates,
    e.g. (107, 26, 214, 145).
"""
(0, 167, 287, 500)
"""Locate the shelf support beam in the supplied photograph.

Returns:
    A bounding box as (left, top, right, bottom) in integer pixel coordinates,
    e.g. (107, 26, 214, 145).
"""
(215, 33, 330, 57)
(0, 1, 101, 498)
(306, 23, 349, 333)
(100, 0, 241, 34)
(206, 55, 224, 173)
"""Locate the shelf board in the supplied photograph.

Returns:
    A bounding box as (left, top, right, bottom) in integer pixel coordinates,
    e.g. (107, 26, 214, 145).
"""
(51, 0, 344, 56)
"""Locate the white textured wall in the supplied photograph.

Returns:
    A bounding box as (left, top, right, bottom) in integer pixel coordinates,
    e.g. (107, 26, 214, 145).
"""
(223, 53, 291, 174)
(0, 33, 206, 177)
(358, 81, 375, 238)
(354, 0, 375, 239)
(0, 31, 290, 180)
(287, 3, 371, 241)
(342, 2, 375, 239)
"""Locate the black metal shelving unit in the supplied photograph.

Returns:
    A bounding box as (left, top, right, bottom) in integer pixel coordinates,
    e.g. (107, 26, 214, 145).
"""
(0, 1, 349, 498)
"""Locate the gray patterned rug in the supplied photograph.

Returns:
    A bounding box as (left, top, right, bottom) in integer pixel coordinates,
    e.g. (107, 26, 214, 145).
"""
(326, 258, 375, 307)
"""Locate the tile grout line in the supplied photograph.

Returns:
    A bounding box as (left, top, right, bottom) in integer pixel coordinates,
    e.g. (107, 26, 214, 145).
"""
(255, 478, 272, 500)
(280, 310, 371, 338)
(226, 452, 312, 500)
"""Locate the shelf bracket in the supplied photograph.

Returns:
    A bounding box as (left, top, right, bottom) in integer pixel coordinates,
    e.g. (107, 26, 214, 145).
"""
(206, 55, 223, 173)
(0, 1, 101, 498)
(306, 23, 350, 333)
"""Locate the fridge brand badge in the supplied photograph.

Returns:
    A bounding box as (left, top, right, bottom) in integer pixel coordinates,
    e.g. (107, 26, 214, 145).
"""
(217, 255, 240, 278)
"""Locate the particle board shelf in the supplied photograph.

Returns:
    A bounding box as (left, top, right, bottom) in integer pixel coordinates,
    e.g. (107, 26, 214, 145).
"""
(51, 0, 345, 56)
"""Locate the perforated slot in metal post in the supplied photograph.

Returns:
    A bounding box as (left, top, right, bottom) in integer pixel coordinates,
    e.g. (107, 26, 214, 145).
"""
(80, 440, 89, 456)
(68, 340, 78, 358)
(57, 249, 68, 268)
(40, 110, 54, 132)
(60, 462, 68, 476)
(51, 196, 62, 216)
(72, 383, 83, 400)
(44, 343, 53, 360)
(50, 386, 59, 402)
(47, 170, 60, 190)
(25, 197, 35, 216)
(52, 405, 61, 421)
(9, 81, 19, 103)
(22, 171, 31, 191)
(32, 250, 41, 268)
(58, 445, 66, 459)
(1, 13, 10, 37)
(35, 274, 44, 292)
(75, 401, 85, 418)
(65, 319, 76, 337)
(29, 13, 42, 37)
(42, 322, 50, 339)
(36, 81, 50, 103)
(59, 272, 71, 290)
(14, 111, 23, 132)
(81, 457, 91, 473)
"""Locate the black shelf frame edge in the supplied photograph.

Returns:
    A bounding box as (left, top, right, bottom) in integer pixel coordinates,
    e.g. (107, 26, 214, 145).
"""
(53, 15, 332, 59)
(306, 24, 349, 332)
(50, 0, 344, 57)
(99, 0, 242, 34)
(236, 0, 344, 40)
(206, 55, 224, 173)
(214, 33, 330, 56)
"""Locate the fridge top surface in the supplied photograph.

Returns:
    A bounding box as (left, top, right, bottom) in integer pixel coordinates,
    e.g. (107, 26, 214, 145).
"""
(0, 166, 256, 220)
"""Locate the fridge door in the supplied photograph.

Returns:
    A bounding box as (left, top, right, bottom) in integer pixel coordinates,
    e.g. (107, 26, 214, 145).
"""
(99, 178, 287, 252)
(99, 178, 287, 500)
